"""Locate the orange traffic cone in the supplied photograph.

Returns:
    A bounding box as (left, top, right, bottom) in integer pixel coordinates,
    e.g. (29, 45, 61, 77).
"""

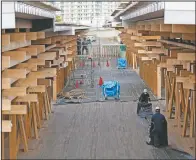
(93, 61, 96, 68)
(98, 77, 103, 86)
(75, 80, 79, 88)
(106, 60, 109, 67)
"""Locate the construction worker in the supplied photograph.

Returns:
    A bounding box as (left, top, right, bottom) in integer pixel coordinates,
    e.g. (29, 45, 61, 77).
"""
(146, 107, 168, 147)
(137, 89, 151, 115)
(77, 35, 81, 55)
(82, 37, 89, 55)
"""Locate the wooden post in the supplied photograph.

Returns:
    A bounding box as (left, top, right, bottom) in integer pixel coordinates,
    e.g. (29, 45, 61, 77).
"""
(2, 132, 5, 159)
(18, 115, 28, 152)
(9, 115, 17, 159)
(182, 89, 191, 137)
(168, 77, 176, 118)
(157, 66, 162, 99)
(190, 90, 195, 137)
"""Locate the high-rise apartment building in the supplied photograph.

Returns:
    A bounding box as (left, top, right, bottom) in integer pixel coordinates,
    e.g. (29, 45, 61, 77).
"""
(54, 2, 120, 27)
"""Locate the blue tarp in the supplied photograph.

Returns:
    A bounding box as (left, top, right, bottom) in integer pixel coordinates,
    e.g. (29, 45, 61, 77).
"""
(117, 58, 127, 68)
(102, 81, 120, 98)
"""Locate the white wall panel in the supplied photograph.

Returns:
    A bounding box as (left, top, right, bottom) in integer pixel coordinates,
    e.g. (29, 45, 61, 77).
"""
(164, 10, 195, 24)
(2, 2, 16, 29)
(164, 2, 195, 24)
(2, 14, 16, 29)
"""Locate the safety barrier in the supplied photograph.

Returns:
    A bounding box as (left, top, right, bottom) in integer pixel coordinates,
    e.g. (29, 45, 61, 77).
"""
(77, 44, 121, 58)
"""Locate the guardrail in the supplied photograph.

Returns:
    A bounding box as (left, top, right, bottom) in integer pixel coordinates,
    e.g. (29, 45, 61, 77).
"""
(77, 44, 121, 58)
(15, 2, 55, 18)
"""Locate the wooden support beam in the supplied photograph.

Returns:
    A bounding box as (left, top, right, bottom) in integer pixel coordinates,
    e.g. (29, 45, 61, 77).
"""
(2, 78, 11, 89)
(15, 62, 37, 72)
(2, 40, 31, 52)
(2, 99, 11, 111)
(134, 41, 162, 47)
(37, 52, 57, 60)
(27, 85, 46, 93)
(2, 34, 10, 46)
(2, 56, 10, 70)
(158, 39, 195, 50)
(145, 24, 151, 31)
(17, 47, 38, 56)
(2, 69, 27, 79)
(26, 32, 38, 40)
(45, 61, 52, 67)
(27, 58, 45, 66)
(13, 94, 38, 103)
(177, 53, 195, 61)
(28, 45, 45, 53)
(3, 51, 26, 61)
(157, 66, 162, 98)
(140, 35, 161, 40)
(138, 49, 165, 54)
(189, 75, 196, 83)
(45, 44, 56, 51)
(3, 105, 27, 115)
(170, 33, 182, 39)
(182, 33, 195, 41)
(160, 24, 172, 32)
(172, 24, 196, 33)
(183, 81, 196, 90)
(13, 77, 37, 87)
(10, 33, 26, 42)
(37, 79, 51, 86)
(37, 32, 45, 39)
(2, 87, 27, 97)
(182, 89, 191, 137)
(151, 24, 160, 32)
(28, 68, 57, 79)
(2, 120, 12, 132)
(32, 38, 51, 45)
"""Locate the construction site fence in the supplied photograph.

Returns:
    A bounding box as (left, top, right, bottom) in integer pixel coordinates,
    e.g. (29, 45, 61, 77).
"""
(77, 44, 122, 58)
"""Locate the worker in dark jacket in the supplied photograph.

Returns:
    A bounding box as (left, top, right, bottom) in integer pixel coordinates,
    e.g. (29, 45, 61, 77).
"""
(146, 107, 168, 147)
(77, 35, 82, 55)
(137, 89, 151, 115)
(82, 37, 89, 55)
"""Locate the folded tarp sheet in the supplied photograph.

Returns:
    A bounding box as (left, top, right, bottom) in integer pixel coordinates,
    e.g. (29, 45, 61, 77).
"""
(102, 81, 120, 98)
(117, 58, 127, 68)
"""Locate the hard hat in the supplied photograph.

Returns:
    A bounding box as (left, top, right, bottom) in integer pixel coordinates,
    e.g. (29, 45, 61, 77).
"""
(144, 89, 147, 93)
(155, 107, 160, 110)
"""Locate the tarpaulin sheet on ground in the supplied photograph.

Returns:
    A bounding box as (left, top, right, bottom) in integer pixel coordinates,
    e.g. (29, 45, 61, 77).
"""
(117, 58, 127, 68)
(102, 81, 120, 98)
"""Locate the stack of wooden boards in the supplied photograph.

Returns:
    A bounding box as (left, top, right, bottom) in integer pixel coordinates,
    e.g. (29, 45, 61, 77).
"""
(2, 29, 77, 159)
(119, 21, 195, 155)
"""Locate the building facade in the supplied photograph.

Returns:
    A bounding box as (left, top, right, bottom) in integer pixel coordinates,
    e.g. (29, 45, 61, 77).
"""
(54, 2, 120, 27)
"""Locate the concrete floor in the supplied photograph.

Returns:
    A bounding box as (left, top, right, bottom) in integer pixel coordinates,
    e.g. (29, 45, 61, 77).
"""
(18, 58, 192, 159)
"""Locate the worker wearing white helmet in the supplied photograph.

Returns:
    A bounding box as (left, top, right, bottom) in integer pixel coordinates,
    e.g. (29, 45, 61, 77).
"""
(146, 105, 168, 147)
(137, 89, 151, 115)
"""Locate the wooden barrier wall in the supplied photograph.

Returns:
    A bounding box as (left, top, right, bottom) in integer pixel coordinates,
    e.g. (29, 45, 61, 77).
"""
(1, 29, 77, 159)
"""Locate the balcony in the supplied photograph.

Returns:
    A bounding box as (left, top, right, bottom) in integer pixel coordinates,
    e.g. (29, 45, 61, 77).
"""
(15, 2, 56, 19)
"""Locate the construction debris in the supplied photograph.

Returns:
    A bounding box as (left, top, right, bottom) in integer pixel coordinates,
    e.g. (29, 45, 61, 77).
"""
(57, 89, 87, 100)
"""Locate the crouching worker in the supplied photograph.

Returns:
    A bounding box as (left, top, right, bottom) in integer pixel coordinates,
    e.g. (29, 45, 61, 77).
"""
(146, 107, 168, 147)
(137, 89, 151, 115)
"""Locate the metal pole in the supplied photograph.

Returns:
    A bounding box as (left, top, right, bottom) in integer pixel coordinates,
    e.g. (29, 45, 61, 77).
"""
(90, 58, 94, 88)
